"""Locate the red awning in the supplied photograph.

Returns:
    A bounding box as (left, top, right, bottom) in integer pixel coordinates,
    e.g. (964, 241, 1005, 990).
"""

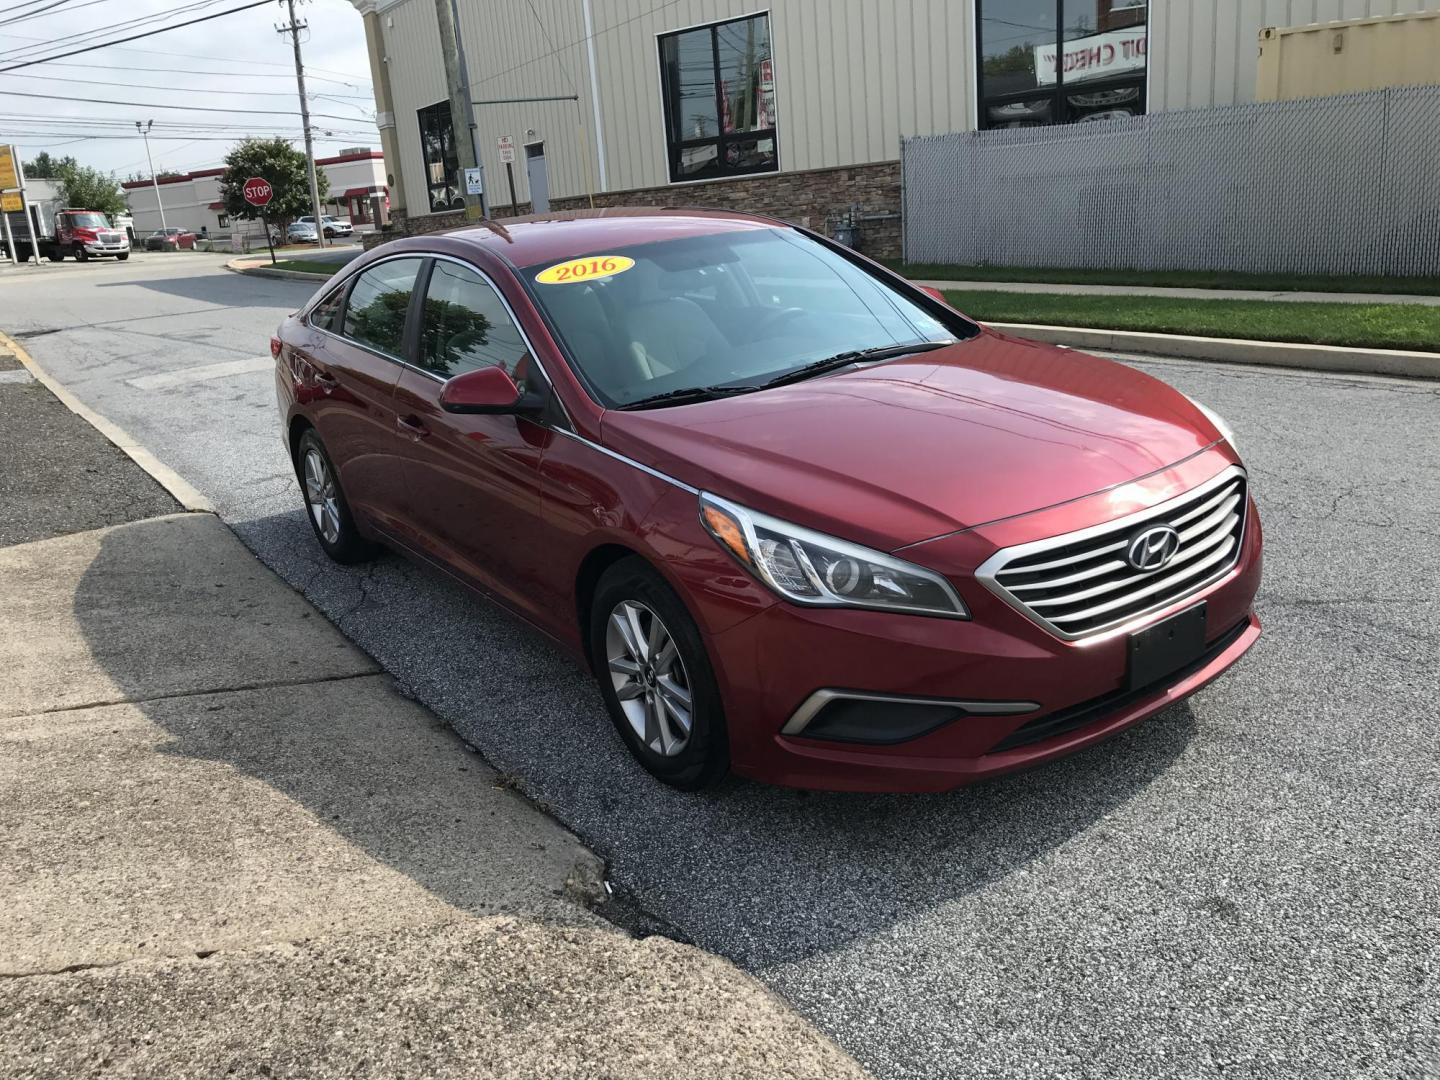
(340, 186, 383, 198)
(207, 201, 225, 209)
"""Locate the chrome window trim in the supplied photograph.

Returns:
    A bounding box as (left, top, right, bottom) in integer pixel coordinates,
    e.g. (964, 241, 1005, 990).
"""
(974, 464, 1248, 644)
(782, 689, 1039, 738)
(302, 250, 572, 428)
(552, 428, 699, 494)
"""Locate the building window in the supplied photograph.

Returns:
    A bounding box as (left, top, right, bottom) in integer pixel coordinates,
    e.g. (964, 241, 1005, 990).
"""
(418, 100, 463, 213)
(658, 13, 777, 183)
(217, 214, 229, 229)
(977, 0, 1148, 130)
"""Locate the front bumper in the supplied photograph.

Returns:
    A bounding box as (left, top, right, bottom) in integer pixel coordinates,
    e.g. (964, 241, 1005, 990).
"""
(83, 243, 129, 255)
(704, 449, 1263, 792)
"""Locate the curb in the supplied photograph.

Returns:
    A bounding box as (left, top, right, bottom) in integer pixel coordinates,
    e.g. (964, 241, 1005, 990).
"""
(0, 330, 215, 513)
(223, 259, 331, 282)
(987, 322, 1440, 380)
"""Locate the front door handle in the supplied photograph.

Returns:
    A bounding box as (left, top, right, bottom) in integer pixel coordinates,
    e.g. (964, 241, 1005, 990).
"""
(396, 415, 430, 440)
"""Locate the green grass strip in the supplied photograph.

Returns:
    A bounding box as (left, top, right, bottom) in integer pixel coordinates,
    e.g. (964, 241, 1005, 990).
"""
(944, 290, 1440, 352)
(889, 261, 1440, 297)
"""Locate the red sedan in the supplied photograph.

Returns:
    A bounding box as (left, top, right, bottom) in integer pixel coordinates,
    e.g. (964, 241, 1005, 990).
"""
(273, 209, 1261, 792)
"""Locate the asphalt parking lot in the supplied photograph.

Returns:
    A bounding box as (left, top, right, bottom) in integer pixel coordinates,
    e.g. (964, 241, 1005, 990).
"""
(3, 258, 1436, 1079)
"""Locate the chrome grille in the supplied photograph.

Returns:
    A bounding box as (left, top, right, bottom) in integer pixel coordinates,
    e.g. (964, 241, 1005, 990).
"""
(977, 468, 1248, 640)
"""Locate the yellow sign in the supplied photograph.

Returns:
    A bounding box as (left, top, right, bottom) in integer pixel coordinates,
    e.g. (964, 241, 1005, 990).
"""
(1, 192, 20, 212)
(0, 145, 17, 191)
(535, 254, 635, 284)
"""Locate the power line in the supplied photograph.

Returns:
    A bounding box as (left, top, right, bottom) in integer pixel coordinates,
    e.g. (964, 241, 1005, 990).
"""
(3, 27, 372, 79)
(0, 69, 374, 99)
(0, 0, 276, 74)
(0, 0, 72, 29)
(0, 0, 234, 61)
(0, 87, 372, 125)
(0, 0, 111, 25)
(14, 57, 369, 86)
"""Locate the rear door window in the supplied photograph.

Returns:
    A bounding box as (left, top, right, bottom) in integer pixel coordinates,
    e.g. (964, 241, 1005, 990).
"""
(416, 260, 532, 384)
(341, 258, 424, 358)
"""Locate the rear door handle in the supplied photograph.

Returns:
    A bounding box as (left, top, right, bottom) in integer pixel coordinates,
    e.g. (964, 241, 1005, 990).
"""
(396, 415, 430, 440)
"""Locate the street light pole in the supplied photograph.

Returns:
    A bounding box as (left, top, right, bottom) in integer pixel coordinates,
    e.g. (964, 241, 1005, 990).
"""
(278, 0, 327, 248)
(135, 120, 168, 235)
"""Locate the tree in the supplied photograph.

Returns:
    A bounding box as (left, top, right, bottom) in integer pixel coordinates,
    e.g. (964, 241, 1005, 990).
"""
(56, 163, 126, 215)
(219, 137, 327, 224)
(23, 152, 77, 178)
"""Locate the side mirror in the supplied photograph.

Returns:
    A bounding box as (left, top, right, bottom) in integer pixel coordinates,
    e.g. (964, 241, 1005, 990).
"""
(439, 365, 543, 415)
(919, 285, 947, 303)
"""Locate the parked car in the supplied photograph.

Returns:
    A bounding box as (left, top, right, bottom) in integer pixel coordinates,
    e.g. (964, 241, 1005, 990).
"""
(144, 227, 196, 251)
(297, 214, 353, 239)
(285, 221, 319, 244)
(272, 209, 1262, 792)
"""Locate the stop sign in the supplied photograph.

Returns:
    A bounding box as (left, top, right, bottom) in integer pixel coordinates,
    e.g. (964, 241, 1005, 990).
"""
(242, 177, 273, 207)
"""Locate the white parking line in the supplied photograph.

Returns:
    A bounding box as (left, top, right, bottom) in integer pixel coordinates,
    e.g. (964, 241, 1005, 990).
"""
(0, 369, 36, 384)
(127, 356, 273, 391)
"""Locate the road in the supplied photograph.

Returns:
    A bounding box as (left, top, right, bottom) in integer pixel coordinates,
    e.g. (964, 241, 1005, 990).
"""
(4, 255, 1437, 1080)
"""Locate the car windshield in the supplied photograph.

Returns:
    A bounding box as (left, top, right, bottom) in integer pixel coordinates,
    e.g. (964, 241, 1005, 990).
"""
(70, 213, 109, 228)
(522, 228, 972, 408)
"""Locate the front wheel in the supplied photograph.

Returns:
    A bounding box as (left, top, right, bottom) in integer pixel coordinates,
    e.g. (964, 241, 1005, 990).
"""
(589, 559, 729, 790)
(116, 252, 130, 262)
(73, 245, 88, 262)
(295, 429, 376, 565)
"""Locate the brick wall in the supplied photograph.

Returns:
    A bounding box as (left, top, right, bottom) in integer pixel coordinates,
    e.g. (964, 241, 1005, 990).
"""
(365, 161, 902, 259)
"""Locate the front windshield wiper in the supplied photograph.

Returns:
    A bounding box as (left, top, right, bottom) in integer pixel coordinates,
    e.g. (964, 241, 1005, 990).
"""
(619, 384, 763, 411)
(761, 340, 955, 390)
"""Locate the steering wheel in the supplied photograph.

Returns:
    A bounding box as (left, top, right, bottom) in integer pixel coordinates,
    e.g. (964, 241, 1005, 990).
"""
(753, 306, 807, 334)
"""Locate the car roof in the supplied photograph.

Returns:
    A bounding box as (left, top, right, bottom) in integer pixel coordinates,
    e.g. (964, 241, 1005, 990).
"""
(434, 206, 791, 269)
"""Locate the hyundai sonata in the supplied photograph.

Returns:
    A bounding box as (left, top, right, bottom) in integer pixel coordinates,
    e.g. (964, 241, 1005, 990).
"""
(272, 209, 1261, 791)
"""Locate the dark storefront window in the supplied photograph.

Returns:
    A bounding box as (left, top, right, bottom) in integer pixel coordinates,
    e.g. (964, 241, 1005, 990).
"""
(659, 13, 778, 183)
(418, 100, 462, 213)
(978, 0, 1148, 130)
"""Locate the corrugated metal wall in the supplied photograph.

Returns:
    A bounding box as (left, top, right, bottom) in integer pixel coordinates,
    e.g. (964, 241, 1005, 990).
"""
(378, 0, 974, 213)
(1148, 0, 1436, 110)
(373, 0, 1440, 219)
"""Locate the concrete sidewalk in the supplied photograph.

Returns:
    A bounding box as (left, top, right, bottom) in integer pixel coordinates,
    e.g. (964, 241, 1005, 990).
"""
(914, 278, 1440, 306)
(0, 513, 867, 1079)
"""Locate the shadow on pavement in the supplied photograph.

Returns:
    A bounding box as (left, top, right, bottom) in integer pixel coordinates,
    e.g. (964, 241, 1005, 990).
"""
(211, 507, 1198, 970)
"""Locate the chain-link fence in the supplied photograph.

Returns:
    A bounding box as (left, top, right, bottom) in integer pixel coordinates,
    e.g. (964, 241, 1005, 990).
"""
(902, 85, 1440, 277)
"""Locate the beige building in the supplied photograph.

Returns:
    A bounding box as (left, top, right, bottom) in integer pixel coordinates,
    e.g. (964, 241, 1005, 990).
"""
(350, 0, 1440, 254)
(122, 149, 388, 239)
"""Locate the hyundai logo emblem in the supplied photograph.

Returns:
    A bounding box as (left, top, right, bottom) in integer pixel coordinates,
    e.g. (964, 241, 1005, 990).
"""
(1126, 525, 1181, 571)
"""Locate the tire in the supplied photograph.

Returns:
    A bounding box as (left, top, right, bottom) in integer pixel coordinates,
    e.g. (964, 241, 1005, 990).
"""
(46, 249, 64, 262)
(73, 244, 88, 262)
(116, 252, 129, 262)
(589, 558, 729, 790)
(294, 429, 377, 565)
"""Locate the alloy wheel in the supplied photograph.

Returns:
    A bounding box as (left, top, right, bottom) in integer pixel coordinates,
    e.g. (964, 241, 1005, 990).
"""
(605, 600, 693, 757)
(302, 448, 342, 544)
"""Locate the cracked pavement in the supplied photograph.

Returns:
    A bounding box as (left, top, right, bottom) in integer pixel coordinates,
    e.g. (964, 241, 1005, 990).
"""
(4, 257, 1437, 1080)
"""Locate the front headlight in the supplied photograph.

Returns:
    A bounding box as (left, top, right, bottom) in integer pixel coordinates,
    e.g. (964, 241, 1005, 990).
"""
(1185, 394, 1239, 455)
(699, 494, 969, 619)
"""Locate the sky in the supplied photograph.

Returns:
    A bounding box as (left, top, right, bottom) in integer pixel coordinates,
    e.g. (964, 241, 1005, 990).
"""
(0, 0, 377, 180)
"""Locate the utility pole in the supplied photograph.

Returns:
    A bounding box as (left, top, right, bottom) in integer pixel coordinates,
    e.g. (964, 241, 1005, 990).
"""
(278, 0, 327, 247)
(134, 120, 169, 236)
(434, 0, 484, 219)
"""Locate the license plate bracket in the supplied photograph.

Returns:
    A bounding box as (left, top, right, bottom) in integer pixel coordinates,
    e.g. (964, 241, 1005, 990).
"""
(1127, 603, 1208, 692)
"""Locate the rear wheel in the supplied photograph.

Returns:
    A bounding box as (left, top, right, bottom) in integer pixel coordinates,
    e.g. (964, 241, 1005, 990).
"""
(589, 559, 729, 790)
(295, 429, 376, 565)
(46, 248, 64, 262)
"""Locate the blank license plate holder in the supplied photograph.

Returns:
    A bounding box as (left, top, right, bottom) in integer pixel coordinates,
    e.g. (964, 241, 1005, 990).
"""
(1127, 603, 1207, 692)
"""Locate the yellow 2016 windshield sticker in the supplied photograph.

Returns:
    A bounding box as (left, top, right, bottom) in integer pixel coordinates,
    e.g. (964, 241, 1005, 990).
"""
(535, 254, 635, 284)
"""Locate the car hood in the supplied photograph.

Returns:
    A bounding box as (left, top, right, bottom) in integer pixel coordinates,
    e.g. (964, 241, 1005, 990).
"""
(601, 329, 1224, 552)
